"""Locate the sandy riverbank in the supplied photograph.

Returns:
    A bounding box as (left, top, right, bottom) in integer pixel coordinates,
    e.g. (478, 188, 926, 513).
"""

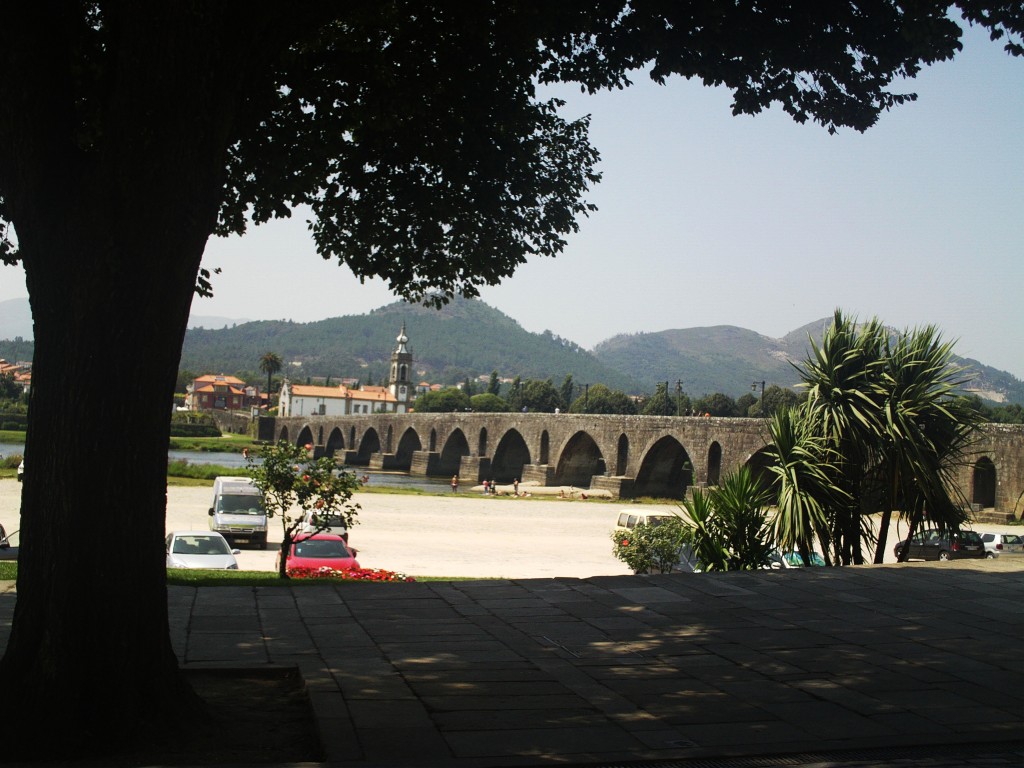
(0, 479, 638, 578)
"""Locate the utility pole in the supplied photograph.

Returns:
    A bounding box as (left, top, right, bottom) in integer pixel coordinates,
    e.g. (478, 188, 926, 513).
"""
(752, 380, 765, 416)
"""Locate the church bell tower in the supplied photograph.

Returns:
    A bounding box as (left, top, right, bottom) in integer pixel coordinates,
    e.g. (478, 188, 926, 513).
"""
(389, 322, 413, 413)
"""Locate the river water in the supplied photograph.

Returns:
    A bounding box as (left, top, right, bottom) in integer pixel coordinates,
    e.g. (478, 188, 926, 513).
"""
(1, 443, 452, 493)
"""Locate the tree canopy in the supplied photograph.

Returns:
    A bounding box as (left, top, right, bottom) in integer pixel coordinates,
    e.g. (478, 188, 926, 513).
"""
(1, 1, 1019, 759)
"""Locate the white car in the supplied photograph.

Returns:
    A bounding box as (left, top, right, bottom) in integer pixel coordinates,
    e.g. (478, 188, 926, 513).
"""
(165, 531, 240, 570)
(299, 510, 349, 540)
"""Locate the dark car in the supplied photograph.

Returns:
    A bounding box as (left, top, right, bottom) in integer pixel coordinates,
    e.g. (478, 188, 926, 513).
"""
(893, 529, 986, 561)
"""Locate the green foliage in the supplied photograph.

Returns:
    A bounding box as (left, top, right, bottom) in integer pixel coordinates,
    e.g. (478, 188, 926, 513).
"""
(487, 371, 501, 396)
(167, 460, 246, 480)
(0, 453, 23, 470)
(641, 382, 676, 416)
(169, 412, 221, 437)
(692, 392, 738, 417)
(611, 517, 688, 574)
(247, 441, 361, 579)
(679, 467, 774, 571)
(414, 388, 471, 412)
(180, 298, 638, 393)
(772, 311, 984, 565)
(569, 383, 637, 414)
(0, 373, 22, 401)
(517, 379, 562, 413)
(469, 393, 508, 412)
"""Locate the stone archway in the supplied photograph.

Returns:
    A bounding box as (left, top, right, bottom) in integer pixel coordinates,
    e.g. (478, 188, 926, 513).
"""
(491, 430, 531, 483)
(354, 428, 381, 465)
(278, 425, 290, 443)
(633, 436, 692, 499)
(295, 425, 314, 448)
(744, 448, 774, 493)
(972, 457, 996, 508)
(554, 431, 605, 488)
(438, 429, 470, 476)
(616, 434, 629, 475)
(394, 428, 422, 470)
(707, 441, 722, 486)
(326, 427, 345, 457)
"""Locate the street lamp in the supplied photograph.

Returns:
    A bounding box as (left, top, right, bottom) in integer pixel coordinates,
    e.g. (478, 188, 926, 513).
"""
(752, 380, 765, 416)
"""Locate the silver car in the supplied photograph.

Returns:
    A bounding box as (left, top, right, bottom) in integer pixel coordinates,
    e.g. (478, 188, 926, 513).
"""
(166, 531, 240, 570)
(980, 532, 1023, 558)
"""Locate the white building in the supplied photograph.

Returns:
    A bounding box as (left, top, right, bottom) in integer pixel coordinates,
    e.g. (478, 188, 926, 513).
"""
(278, 324, 415, 416)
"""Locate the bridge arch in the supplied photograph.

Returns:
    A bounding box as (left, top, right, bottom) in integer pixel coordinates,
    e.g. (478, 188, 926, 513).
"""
(634, 435, 692, 499)
(394, 427, 422, 470)
(296, 425, 314, 448)
(492, 429, 531, 483)
(539, 431, 550, 464)
(616, 434, 629, 475)
(707, 441, 723, 486)
(972, 456, 996, 508)
(354, 428, 382, 464)
(278, 425, 290, 443)
(439, 429, 470, 476)
(326, 427, 345, 456)
(555, 431, 605, 487)
(317, 426, 324, 445)
(744, 447, 774, 491)
(429, 429, 437, 452)
(479, 428, 488, 457)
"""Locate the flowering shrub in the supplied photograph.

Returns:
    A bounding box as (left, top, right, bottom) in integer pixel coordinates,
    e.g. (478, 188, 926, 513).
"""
(611, 517, 690, 574)
(287, 566, 415, 582)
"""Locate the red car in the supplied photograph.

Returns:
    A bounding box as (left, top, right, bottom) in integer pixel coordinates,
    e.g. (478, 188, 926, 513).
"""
(278, 533, 360, 573)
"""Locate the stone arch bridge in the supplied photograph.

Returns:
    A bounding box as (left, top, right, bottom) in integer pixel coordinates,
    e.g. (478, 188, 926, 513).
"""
(257, 414, 1024, 515)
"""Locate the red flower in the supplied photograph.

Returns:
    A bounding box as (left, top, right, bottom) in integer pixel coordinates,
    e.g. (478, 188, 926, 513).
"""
(314, 499, 324, 508)
(621, 539, 629, 547)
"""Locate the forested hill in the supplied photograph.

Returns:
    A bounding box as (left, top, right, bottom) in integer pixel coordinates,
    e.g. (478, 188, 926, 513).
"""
(592, 319, 1024, 402)
(1, 295, 1020, 403)
(179, 297, 640, 391)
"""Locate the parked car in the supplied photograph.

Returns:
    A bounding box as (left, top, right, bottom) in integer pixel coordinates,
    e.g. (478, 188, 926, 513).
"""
(165, 531, 240, 570)
(980, 532, 1024, 558)
(299, 510, 349, 540)
(893, 529, 985, 561)
(614, 509, 698, 573)
(208, 476, 268, 549)
(615, 509, 680, 532)
(277, 533, 360, 573)
(768, 549, 827, 568)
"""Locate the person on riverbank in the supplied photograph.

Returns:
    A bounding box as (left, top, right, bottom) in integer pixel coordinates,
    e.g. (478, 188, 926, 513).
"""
(451, 475, 459, 493)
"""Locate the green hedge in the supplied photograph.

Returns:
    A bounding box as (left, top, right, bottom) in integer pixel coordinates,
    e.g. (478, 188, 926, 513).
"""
(169, 422, 222, 438)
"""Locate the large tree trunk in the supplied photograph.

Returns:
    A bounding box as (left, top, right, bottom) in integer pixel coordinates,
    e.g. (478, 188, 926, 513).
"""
(0, 5, 281, 758)
(0, 187, 213, 758)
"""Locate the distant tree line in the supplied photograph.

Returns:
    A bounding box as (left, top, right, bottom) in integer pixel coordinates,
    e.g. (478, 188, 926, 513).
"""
(412, 371, 806, 416)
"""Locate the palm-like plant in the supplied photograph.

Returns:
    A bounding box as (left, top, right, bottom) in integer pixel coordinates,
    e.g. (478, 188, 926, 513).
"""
(259, 351, 283, 399)
(763, 406, 847, 566)
(679, 466, 773, 571)
(872, 325, 981, 562)
(795, 310, 885, 564)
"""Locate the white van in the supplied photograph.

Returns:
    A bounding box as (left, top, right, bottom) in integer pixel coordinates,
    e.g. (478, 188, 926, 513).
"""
(208, 477, 268, 549)
(613, 508, 698, 573)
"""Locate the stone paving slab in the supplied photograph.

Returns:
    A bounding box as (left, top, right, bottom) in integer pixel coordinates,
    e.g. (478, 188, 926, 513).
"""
(1, 559, 1023, 767)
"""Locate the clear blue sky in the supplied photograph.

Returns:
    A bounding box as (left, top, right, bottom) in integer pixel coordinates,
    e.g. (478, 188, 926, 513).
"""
(2, 24, 1021, 378)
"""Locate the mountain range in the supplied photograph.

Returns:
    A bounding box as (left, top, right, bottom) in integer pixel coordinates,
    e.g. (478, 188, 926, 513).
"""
(0, 296, 1021, 403)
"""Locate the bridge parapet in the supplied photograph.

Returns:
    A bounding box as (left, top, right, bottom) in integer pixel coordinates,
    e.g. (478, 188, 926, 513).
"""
(258, 415, 1024, 512)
